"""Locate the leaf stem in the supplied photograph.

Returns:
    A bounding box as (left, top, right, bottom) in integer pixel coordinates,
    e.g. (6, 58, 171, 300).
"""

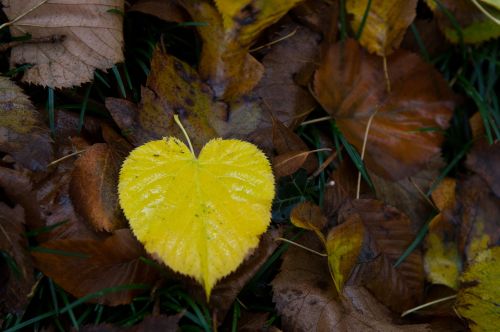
(276, 237, 327, 257)
(174, 114, 195, 156)
(0, 0, 48, 31)
(356, 109, 378, 199)
(400, 295, 457, 317)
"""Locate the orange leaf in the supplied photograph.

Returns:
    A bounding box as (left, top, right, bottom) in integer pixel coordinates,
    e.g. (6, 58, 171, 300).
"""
(314, 39, 455, 180)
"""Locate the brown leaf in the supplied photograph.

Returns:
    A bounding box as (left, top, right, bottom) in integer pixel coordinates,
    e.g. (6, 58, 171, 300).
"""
(0, 167, 43, 230)
(314, 39, 455, 180)
(456, 174, 500, 264)
(272, 233, 429, 331)
(0, 203, 35, 315)
(3, 0, 124, 87)
(234, 311, 270, 332)
(31, 229, 159, 306)
(80, 313, 183, 332)
(273, 150, 314, 178)
(70, 143, 127, 232)
(290, 201, 327, 242)
(0, 77, 53, 171)
(253, 24, 320, 128)
(129, 0, 188, 23)
(466, 140, 500, 197)
(370, 155, 445, 231)
(291, 0, 338, 36)
(341, 199, 424, 312)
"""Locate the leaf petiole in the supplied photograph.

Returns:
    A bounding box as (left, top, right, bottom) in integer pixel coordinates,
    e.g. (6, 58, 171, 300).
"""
(173, 114, 195, 156)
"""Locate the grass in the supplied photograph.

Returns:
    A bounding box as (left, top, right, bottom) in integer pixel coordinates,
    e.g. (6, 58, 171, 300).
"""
(1, 2, 499, 331)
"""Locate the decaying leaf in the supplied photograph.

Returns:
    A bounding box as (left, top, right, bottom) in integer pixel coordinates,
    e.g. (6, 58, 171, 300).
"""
(70, 143, 127, 232)
(466, 140, 500, 197)
(425, 0, 500, 44)
(456, 246, 500, 332)
(129, 0, 187, 23)
(272, 233, 429, 331)
(0, 203, 35, 315)
(273, 150, 314, 178)
(119, 137, 274, 298)
(424, 179, 461, 289)
(253, 24, 320, 128)
(80, 313, 183, 332)
(290, 201, 327, 243)
(346, 0, 417, 55)
(326, 213, 365, 293)
(341, 199, 424, 312)
(314, 39, 455, 180)
(32, 229, 158, 306)
(0, 77, 52, 171)
(182, 0, 303, 100)
(2, 0, 124, 88)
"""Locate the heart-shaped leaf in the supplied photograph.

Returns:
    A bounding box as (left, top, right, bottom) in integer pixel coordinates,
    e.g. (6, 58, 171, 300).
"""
(118, 137, 274, 297)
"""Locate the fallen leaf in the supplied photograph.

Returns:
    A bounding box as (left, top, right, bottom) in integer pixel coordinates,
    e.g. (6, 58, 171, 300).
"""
(234, 311, 270, 332)
(369, 156, 445, 231)
(253, 24, 320, 128)
(466, 140, 500, 197)
(273, 150, 315, 178)
(2, 0, 124, 87)
(0, 77, 52, 171)
(346, 0, 417, 55)
(424, 178, 461, 289)
(469, 112, 485, 139)
(326, 213, 365, 293)
(291, 0, 338, 36)
(0, 203, 35, 316)
(341, 199, 424, 312)
(129, 0, 187, 23)
(182, 0, 302, 100)
(119, 137, 275, 298)
(80, 313, 183, 332)
(456, 246, 500, 332)
(290, 201, 327, 243)
(272, 233, 429, 331)
(31, 229, 159, 306)
(425, 0, 500, 44)
(70, 143, 127, 232)
(314, 39, 455, 180)
(456, 174, 500, 264)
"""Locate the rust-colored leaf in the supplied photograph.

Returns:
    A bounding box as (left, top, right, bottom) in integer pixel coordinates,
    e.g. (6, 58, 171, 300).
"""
(272, 233, 429, 331)
(0, 203, 35, 316)
(466, 140, 500, 197)
(273, 150, 315, 178)
(129, 0, 188, 23)
(80, 313, 183, 332)
(314, 39, 455, 180)
(342, 199, 424, 312)
(70, 143, 127, 232)
(31, 229, 159, 306)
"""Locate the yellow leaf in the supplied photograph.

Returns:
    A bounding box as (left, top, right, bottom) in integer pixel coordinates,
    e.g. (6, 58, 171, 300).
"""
(456, 246, 500, 332)
(290, 201, 327, 244)
(118, 137, 274, 298)
(326, 215, 365, 293)
(346, 0, 417, 55)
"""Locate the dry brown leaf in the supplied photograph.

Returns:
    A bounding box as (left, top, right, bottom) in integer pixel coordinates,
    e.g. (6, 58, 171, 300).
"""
(273, 150, 314, 178)
(314, 39, 455, 180)
(456, 174, 500, 264)
(70, 143, 127, 232)
(369, 156, 445, 231)
(0, 77, 52, 171)
(80, 313, 183, 332)
(290, 201, 327, 243)
(272, 233, 429, 331)
(291, 0, 338, 36)
(31, 229, 159, 306)
(2, 0, 124, 88)
(466, 140, 500, 197)
(129, 0, 187, 23)
(0, 203, 35, 315)
(342, 199, 424, 312)
(346, 0, 417, 55)
(253, 24, 320, 128)
(234, 311, 270, 332)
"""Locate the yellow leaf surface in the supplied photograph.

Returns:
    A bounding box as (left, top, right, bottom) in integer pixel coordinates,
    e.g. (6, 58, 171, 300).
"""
(290, 201, 327, 244)
(346, 0, 417, 55)
(118, 137, 274, 298)
(326, 214, 365, 293)
(456, 246, 500, 332)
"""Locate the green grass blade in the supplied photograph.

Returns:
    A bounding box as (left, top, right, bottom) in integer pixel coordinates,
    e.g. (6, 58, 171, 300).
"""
(78, 84, 92, 133)
(355, 0, 372, 40)
(47, 87, 55, 136)
(29, 246, 90, 259)
(410, 23, 430, 62)
(112, 65, 127, 98)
